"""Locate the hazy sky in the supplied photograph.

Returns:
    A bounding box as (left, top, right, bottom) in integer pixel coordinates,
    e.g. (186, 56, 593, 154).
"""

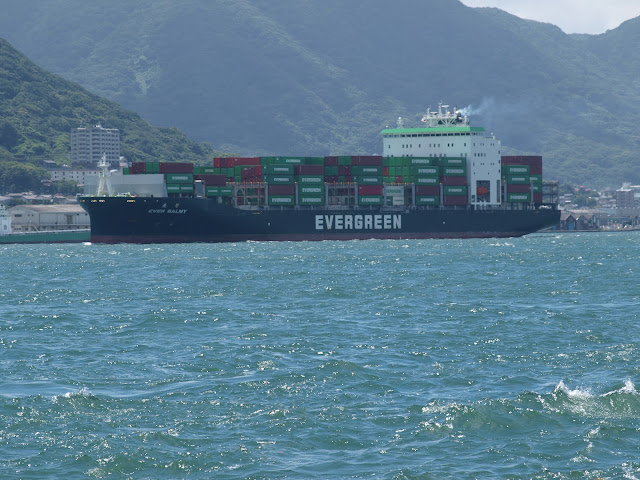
(460, 0, 640, 34)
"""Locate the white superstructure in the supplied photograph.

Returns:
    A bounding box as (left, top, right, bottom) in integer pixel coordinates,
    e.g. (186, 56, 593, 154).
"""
(0, 204, 12, 235)
(381, 104, 502, 206)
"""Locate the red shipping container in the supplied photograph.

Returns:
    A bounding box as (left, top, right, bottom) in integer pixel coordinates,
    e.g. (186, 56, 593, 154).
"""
(338, 165, 352, 175)
(213, 157, 222, 168)
(268, 184, 295, 195)
(295, 164, 324, 175)
(200, 174, 226, 186)
(416, 185, 440, 196)
(324, 156, 338, 166)
(344, 176, 353, 183)
(325, 175, 339, 183)
(130, 162, 146, 174)
(383, 167, 389, 176)
(160, 162, 194, 173)
(358, 185, 383, 195)
(442, 176, 467, 186)
(232, 157, 261, 166)
(534, 193, 543, 203)
(507, 184, 531, 193)
(443, 195, 468, 206)
(395, 176, 403, 183)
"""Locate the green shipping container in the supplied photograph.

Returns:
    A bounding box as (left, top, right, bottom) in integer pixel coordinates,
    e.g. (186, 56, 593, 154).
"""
(166, 184, 181, 193)
(300, 186, 324, 195)
(146, 162, 160, 173)
(269, 195, 295, 206)
(413, 166, 439, 176)
(384, 186, 404, 196)
(298, 175, 324, 184)
(267, 164, 294, 175)
(503, 165, 530, 175)
(267, 175, 294, 184)
(299, 196, 325, 205)
(260, 157, 277, 166)
(280, 157, 304, 164)
(507, 193, 531, 203)
(409, 157, 436, 166)
(166, 173, 194, 184)
(358, 195, 383, 205)
(194, 166, 218, 174)
(353, 166, 382, 176)
(205, 186, 219, 196)
(180, 184, 194, 193)
(442, 157, 466, 166)
(443, 167, 466, 176)
(338, 156, 353, 165)
(218, 187, 233, 196)
(123, 168, 130, 175)
(443, 186, 467, 196)
(415, 176, 439, 186)
(415, 196, 440, 205)
(357, 176, 382, 185)
(324, 166, 339, 176)
(506, 175, 530, 184)
(305, 157, 325, 165)
(529, 174, 542, 184)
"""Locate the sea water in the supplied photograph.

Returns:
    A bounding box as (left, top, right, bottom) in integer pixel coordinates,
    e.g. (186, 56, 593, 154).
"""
(1, 232, 639, 479)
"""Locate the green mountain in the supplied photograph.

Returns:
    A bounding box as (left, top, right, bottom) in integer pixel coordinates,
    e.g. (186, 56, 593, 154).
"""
(1, 0, 640, 187)
(0, 38, 224, 167)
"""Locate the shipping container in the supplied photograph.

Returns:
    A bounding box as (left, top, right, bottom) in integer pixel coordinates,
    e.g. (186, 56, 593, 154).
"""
(441, 176, 467, 186)
(205, 186, 219, 197)
(324, 166, 339, 176)
(324, 156, 339, 166)
(338, 165, 352, 176)
(533, 193, 543, 203)
(280, 157, 304, 164)
(358, 195, 384, 205)
(298, 175, 324, 184)
(442, 166, 466, 176)
(218, 187, 233, 196)
(503, 165, 530, 175)
(268, 184, 295, 196)
(267, 164, 294, 175)
(507, 184, 531, 193)
(413, 166, 439, 176)
(324, 175, 339, 183)
(166, 173, 194, 184)
(443, 185, 468, 196)
(505, 175, 530, 184)
(166, 184, 181, 193)
(353, 165, 383, 176)
(409, 157, 437, 166)
(298, 196, 325, 205)
(356, 176, 383, 185)
(268, 195, 295, 206)
(358, 185, 383, 196)
(351, 155, 383, 166)
(266, 175, 294, 184)
(180, 184, 194, 193)
(441, 157, 466, 166)
(295, 164, 324, 175)
(415, 176, 439, 186)
(507, 193, 531, 203)
(415, 185, 440, 196)
(160, 162, 194, 174)
(337, 156, 353, 165)
(197, 174, 226, 186)
(300, 186, 324, 195)
(443, 195, 468, 206)
(384, 186, 404, 196)
(415, 195, 440, 205)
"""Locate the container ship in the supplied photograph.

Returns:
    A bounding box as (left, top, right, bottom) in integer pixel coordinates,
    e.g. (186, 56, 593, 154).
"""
(79, 105, 559, 243)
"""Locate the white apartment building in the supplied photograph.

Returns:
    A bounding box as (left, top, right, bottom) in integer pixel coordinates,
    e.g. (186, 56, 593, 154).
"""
(70, 125, 120, 165)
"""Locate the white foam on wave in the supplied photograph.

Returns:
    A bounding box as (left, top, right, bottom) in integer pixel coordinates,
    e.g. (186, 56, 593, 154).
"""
(554, 380, 592, 398)
(52, 387, 91, 402)
(603, 379, 637, 396)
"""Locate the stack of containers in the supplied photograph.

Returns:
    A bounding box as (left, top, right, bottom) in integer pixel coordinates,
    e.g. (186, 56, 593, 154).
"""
(441, 157, 468, 206)
(166, 172, 195, 195)
(502, 156, 543, 203)
(352, 156, 383, 205)
(295, 164, 325, 205)
(266, 164, 295, 206)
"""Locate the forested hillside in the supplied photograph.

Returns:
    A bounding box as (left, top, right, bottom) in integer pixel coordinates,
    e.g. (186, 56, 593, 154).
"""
(0, 38, 224, 168)
(1, 0, 640, 186)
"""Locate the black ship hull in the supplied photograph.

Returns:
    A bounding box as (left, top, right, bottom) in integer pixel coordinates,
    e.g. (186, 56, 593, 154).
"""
(79, 196, 560, 243)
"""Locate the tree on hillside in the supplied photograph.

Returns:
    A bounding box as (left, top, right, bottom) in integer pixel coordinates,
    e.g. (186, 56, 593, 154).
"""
(0, 161, 49, 194)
